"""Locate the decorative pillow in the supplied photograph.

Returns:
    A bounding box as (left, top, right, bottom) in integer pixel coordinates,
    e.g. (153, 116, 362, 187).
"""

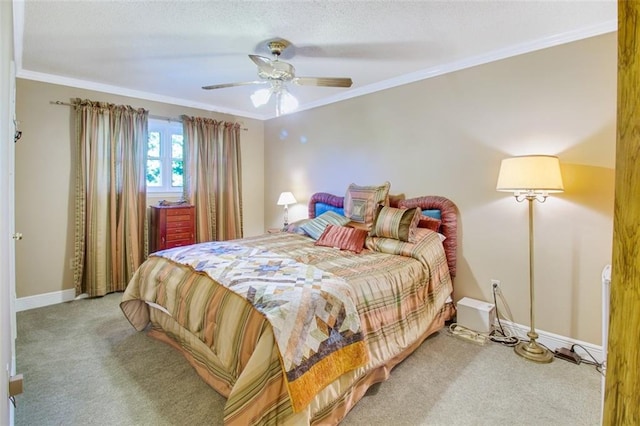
(299, 211, 351, 240)
(389, 193, 405, 208)
(346, 221, 371, 232)
(370, 205, 421, 242)
(365, 228, 445, 258)
(418, 215, 442, 232)
(285, 219, 311, 235)
(315, 224, 368, 254)
(343, 181, 391, 226)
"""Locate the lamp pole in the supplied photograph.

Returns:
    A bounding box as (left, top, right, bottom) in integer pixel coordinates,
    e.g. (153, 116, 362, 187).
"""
(514, 194, 553, 363)
(283, 203, 289, 227)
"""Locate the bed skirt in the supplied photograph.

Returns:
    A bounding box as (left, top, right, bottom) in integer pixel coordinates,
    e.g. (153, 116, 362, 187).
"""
(145, 301, 454, 425)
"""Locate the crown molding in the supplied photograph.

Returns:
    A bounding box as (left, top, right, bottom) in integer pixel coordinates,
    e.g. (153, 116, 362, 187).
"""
(16, 19, 617, 121)
(15, 69, 268, 120)
(299, 19, 618, 115)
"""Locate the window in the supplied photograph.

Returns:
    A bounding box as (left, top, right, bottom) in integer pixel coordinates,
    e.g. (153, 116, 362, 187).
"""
(146, 119, 184, 193)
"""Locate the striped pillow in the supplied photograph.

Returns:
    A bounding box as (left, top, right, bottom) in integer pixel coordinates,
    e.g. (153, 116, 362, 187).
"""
(299, 211, 351, 240)
(418, 215, 442, 232)
(344, 181, 391, 226)
(365, 228, 443, 258)
(315, 224, 369, 254)
(370, 205, 421, 242)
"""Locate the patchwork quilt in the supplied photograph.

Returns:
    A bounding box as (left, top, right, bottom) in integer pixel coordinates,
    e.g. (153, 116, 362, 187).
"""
(153, 241, 368, 411)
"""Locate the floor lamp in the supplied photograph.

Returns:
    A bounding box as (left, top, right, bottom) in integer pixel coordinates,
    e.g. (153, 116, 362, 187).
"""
(496, 155, 564, 363)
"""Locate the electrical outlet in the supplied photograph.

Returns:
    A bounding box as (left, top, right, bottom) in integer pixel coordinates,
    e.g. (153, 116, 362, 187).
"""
(491, 279, 500, 291)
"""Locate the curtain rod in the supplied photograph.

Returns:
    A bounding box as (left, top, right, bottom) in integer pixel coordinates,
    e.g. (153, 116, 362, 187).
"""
(50, 100, 248, 130)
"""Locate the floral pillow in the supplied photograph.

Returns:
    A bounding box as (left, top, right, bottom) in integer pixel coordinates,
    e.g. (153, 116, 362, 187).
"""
(315, 224, 369, 254)
(343, 181, 391, 227)
(370, 205, 421, 242)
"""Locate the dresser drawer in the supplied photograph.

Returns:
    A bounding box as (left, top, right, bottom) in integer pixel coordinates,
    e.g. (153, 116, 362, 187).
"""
(166, 231, 193, 241)
(166, 219, 193, 229)
(149, 205, 196, 253)
(164, 239, 192, 250)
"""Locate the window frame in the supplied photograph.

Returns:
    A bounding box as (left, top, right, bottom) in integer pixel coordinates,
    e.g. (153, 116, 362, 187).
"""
(146, 118, 184, 195)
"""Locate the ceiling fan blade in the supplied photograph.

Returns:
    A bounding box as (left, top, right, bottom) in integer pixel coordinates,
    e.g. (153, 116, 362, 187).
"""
(249, 54, 276, 74)
(293, 77, 353, 88)
(279, 41, 431, 61)
(202, 81, 266, 90)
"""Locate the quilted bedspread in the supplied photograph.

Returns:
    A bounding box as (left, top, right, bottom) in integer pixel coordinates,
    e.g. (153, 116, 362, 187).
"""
(152, 241, 368, 411)
(121, 231, 453, 425)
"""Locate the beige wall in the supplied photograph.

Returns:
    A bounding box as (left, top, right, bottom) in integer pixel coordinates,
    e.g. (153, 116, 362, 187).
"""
(264, 33, 616, 345)
(14, 79, 265, 298)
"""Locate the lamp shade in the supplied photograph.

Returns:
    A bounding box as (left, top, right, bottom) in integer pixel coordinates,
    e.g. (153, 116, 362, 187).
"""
(496, 155, 564, 193)
(251, 88, 272, 107)
(277, 192, 297, 206)
(275, 87, 299, 116)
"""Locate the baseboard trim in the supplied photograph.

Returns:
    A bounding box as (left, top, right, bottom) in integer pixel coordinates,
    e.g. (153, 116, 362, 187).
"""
(16, 289, 76, 312)
(497, 319, 604, 363)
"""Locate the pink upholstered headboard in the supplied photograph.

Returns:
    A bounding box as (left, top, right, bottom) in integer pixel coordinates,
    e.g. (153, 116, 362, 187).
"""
(398, 196, 458, 278)
(308, 193, 458, 277)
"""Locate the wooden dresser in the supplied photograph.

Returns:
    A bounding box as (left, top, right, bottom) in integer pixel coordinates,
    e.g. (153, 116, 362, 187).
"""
(149, 205, 195, 253)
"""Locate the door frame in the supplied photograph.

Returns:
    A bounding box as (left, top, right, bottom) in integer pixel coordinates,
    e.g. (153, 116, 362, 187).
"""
(1, 1, 16, 424)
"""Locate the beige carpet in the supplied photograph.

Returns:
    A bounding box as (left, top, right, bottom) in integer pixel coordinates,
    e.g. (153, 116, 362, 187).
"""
(15, 293, 601, 425)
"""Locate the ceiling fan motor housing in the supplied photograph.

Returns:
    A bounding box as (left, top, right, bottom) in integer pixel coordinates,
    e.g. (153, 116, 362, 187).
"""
(258, 61, 295, 81)
(268, 40, 289, 56)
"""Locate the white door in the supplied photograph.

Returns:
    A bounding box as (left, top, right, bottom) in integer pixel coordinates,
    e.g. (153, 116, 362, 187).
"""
(1, 1, 17, 423)
(6, 67, 17, 422)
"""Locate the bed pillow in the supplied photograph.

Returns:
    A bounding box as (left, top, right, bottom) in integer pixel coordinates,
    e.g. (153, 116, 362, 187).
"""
(370, 205, 421, 242)
(418, 215, 442, 232)
(299, 211, 351, 240)
(315, 224, 368, 254)
(365, 228, 445, 259)
(343, 181, 391, 226)
(389, 193, 405, 208)
(284, 219, 311, 235)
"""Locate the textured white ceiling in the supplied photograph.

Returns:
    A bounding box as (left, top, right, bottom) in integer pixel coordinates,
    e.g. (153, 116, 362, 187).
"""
(15, 0, 617, 120)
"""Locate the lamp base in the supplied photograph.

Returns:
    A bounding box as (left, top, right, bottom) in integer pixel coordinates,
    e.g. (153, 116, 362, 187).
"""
(514, 340, 553, 363)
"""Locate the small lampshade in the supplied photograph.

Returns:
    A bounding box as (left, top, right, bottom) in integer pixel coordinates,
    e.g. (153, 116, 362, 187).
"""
(277, 192, 297, 206)
(251, 88, 272, 107)
(275, 88, 299, 116)
(496, 155, 564, 193)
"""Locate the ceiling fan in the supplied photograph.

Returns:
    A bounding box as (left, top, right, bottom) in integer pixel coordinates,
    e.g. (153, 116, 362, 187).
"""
(202, 40, 353, 116)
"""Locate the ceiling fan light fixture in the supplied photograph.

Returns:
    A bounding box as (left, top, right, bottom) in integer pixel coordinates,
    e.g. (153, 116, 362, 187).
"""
(250, 88, 272, 107)
(276, 88, 299, 117)
(204, 39, 350, 117)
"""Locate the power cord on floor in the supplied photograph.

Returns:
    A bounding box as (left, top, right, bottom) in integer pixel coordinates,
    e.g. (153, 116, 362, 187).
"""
(490, 322, 604, 376)
(489, 285, 519, 347)
(570, 343, 606, 375)
(485, 285, 605, 376)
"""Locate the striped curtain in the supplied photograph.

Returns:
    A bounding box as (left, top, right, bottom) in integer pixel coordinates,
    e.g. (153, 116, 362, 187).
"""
(182, 116, 243, 242)
(72, 99, 148, 297)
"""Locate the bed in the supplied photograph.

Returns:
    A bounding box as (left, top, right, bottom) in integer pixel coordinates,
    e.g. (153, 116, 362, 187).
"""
(121, 189, 458, 425)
